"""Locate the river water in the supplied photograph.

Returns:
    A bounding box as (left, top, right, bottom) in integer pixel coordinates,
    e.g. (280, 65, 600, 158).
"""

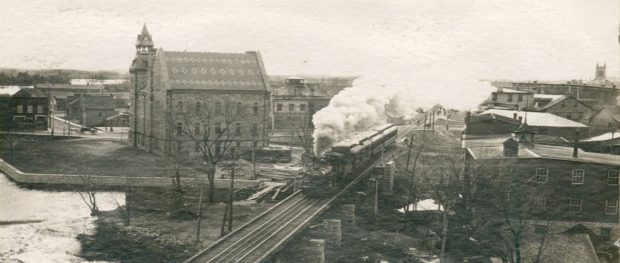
(0, 174, 124, 263)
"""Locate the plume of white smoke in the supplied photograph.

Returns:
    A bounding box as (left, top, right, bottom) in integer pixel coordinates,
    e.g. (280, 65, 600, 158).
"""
(312, 77, 423, 156)
(312, 75, 495, 156)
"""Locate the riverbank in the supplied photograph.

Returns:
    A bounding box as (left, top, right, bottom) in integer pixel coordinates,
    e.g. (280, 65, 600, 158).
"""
(0, 136, 260, 189)
(78, 198, 275, 262)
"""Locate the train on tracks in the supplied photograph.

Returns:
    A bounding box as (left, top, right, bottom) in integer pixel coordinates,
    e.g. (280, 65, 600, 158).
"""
(302, 124, 399, 197)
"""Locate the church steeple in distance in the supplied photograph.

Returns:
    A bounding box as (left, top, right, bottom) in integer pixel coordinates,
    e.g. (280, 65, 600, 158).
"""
(136, 24, 154, 54)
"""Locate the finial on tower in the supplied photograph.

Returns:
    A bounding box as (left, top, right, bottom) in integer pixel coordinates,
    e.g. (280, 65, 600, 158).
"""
(136, 24, 154, 52)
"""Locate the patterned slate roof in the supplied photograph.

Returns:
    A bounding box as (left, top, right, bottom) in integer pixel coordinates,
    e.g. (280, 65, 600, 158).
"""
(161, 51, 268, 91)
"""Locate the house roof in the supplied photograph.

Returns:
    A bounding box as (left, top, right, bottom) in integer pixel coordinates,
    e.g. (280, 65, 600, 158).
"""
(533, 94, 563, 100)
(14, 88, 48, 98)
(467, 113, 521, 125)
(593, 106, 620, 122)
(67, 94, 115, 109)
(35, 84, 104, 91)
(497, 88, 530, 93)
(481, 109, 588, 128)
(160, 50, 269, 92)
(465, 135, 620, 165)
(521, 233, 599, 263)
(582, 130, 620, 142)
(535, 95, 591, 111)
(0, 86, 26, 96)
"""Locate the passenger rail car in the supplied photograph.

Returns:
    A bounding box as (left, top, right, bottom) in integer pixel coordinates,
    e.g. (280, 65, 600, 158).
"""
(324, 124, 398, 179)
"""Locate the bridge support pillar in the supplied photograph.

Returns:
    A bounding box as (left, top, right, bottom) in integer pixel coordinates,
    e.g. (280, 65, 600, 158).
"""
(342, 204, 356, 225)
(308, 239, 326, 263)
(373, 160, 395, 195)
(323, 219, 342, 246)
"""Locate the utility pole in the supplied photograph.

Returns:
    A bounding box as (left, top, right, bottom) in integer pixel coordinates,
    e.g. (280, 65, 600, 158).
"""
(404, 133, 414, 171)
(252, 144, 256, 180)
(374, 176, 379, 215)
(226, 148, 236, 233)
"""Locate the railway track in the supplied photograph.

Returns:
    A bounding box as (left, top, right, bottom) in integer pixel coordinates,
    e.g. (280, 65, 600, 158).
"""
(185, 147, 399, 263)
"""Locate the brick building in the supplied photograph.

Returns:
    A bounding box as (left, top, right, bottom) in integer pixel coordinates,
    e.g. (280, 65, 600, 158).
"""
(0, 86, 50, 130)
(479, 88, 534, 111)
(463, 133, 620, 250)
(491, 64, 619, 110)
(478, 109, 589, 139)
(589, 106, 620, 136)
(531, 95, 594, 125)
(128, 25, 270, 157)
(66, 94, 116, 127)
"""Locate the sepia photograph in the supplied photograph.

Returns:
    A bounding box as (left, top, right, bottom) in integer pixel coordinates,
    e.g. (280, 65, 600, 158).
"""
(0, 0, 619, 262)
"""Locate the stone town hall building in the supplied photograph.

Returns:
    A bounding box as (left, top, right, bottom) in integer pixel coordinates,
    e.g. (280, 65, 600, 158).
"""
(129, 25, 270, 156)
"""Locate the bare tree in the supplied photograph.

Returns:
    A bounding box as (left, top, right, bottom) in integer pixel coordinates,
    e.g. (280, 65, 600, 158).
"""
(77, 175, 100, 216)
(172, 98, 249, 244)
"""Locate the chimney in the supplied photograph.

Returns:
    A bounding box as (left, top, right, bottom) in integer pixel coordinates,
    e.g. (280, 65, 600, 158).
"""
(465, 112, 471, 124)
(503, 138, 519, 157)
(513, 113, 517, 119)
(518, 116, 523, 123)
(573, 130, 580, 158)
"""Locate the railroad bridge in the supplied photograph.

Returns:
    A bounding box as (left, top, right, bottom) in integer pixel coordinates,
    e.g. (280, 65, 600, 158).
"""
(184, 123, 419, 263)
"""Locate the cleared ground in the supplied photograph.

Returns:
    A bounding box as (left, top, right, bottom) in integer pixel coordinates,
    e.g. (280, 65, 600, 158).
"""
(0, 137, 200, 177)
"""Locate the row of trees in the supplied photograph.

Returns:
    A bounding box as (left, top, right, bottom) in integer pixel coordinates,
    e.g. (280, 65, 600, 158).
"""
(0, 72, 71, 85)
(396, 131, 561, 263)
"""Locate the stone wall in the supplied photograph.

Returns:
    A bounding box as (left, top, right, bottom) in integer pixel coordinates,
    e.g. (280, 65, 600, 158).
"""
(0, 157, 259, 189)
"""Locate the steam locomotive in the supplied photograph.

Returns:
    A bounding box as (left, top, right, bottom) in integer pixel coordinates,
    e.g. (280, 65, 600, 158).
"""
(302, 124, 399, 197)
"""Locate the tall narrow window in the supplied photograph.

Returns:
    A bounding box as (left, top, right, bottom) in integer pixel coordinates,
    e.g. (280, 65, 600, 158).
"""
(235, 123, 242, 136)
(288, 103, 294, 111)
(236, 102, 242, 114)
(16, 105, 23, 114)
(194, 122, 200, 135)
(176, 122, 183, 136)
(37, 105, 44, 114)
(568, 199, 582, 213)
(535, 168, 548, 184)
(215, 102, 222, 114)
(215, 142, 221, 157)
(605, 200, 618, 214)
(195, 102, 201, 114)
(176, 101, 183, 112)
(517, 94, 523, 102)
(253, 102, 259, 115)
(252, 123, 258, 137)
(300, 104, 306, 111)
(571, 169, 585, 185)
(608, 170, 619, 185)
(507, 94, 513, 102)
(27, 105, 33, 113)
(277, 103, 283, 111)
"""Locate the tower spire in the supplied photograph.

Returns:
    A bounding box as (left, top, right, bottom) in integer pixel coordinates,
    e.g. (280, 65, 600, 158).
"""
(136, 24, 154, 52)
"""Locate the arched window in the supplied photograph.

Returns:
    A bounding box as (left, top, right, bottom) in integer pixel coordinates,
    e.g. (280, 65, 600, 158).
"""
(176, 101, 183, 112)
(236, 102, 242, 114)
(215, 102, 222, 114)
(253, 102, 259, 115)
(195, 102, 201, 114)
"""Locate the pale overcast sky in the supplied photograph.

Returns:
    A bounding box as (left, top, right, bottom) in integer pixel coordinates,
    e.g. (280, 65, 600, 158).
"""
(0, 0, 618, 108)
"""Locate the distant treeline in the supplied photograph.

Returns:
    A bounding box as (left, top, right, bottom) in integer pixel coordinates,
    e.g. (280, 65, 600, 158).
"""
(0, 72, 70, 85)
(0, 68, 129, 86)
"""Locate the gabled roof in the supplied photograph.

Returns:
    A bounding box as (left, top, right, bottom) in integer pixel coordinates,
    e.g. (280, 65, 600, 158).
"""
(521, 233, 599, 263)
(12, 88, 47, 98)
(468, 113, 521, 125)
(160, 50, 269, 92)
(0, 86, 25, 96)
(582, 130, 620, 142)
(466, 136, 620, 165)
(535, 95, 591, 111)
(592, 106, 620, 122)
(482, 109, 588, 128)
